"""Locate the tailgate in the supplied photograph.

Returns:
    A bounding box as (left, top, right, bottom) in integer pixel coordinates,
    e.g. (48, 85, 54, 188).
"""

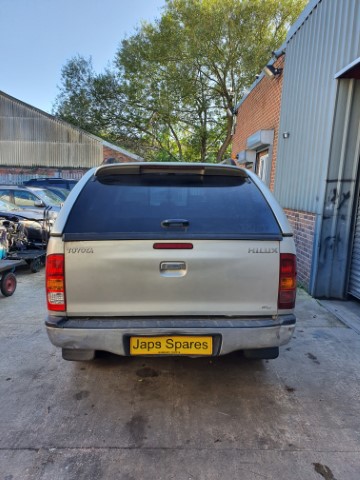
(65, 240, 280, 316)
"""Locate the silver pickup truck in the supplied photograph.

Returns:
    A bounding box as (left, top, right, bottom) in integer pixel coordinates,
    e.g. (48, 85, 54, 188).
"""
(45, 163, 296, 361)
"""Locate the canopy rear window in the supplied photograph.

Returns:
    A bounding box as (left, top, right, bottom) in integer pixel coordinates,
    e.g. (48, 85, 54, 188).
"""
(63, 174, 281, 240)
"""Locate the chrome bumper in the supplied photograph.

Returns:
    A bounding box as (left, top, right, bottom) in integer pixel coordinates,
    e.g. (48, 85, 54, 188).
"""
(46, 315, 296, 356)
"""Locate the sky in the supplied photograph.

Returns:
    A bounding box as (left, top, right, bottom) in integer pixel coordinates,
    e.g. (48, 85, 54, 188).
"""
(0, 0, 166, 113)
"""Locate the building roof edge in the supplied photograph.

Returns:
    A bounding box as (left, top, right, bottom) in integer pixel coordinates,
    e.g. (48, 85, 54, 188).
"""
(285, 0, 321, 43)
(102, 140, 143, 161)
(0, 90, 140, 160)
(234, 1, 318, 113)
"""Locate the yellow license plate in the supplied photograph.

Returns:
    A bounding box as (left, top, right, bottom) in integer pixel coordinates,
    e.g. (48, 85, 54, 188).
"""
(130, 336, 213, 356)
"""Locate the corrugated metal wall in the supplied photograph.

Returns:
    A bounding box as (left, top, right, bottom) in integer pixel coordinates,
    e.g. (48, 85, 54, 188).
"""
(274, 0, 360, 213)
(0, 93, 103, 168)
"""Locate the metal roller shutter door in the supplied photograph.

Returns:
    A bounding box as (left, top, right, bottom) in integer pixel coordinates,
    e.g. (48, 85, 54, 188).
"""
(349, 193, 360, 299)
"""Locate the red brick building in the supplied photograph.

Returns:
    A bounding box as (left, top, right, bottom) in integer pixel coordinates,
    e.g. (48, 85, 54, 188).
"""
(231, 54, 314, 290)
(232, 0, 360, 300)
(102, 141, 142, 164)
(232, 55, 284, 191)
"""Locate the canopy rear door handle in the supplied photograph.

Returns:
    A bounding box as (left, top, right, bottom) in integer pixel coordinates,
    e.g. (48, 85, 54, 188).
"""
(161, 219, 189, 229)
(160, 261, 187, 277)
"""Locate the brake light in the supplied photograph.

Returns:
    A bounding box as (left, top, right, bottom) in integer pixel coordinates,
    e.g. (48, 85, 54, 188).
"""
(278, 253, 297, 309)
(46, 254, 66, 311)
(153, 243, 193, 249)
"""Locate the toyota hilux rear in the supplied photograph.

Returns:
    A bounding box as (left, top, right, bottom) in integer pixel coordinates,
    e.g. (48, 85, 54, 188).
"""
(45, 163, 296, 361)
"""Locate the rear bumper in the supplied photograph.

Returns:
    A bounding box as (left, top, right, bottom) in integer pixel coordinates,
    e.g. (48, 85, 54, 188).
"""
(46, 315, 296, 356)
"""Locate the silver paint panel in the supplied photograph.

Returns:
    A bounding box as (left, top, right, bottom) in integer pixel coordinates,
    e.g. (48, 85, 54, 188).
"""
(64, 240, 280, 317)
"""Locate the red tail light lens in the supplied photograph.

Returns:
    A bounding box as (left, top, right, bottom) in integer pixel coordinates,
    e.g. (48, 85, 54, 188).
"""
(153, 243, 193, 249)
(46, 254, 66, 311)
(278, 253, 297, 309)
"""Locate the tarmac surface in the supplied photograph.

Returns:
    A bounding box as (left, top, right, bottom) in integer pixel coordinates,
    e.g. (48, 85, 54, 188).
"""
(0, 269, 360, 480)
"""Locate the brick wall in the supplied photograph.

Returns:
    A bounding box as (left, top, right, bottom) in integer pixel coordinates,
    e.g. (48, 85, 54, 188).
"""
(0, 167, 87, 184)
(103, 146, 139, 163)
(231, 57, 316, 292)
(0, 145, 139, 183)
(232, 56, 284, 191)
(284, 208, 316, 291)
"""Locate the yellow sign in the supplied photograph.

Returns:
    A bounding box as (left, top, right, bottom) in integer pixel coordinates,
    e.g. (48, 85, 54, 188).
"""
(130, 336, 213, 356)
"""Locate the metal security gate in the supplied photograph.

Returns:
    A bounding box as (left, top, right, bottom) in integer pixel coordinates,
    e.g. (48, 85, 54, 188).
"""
(349, 190, 360, 299)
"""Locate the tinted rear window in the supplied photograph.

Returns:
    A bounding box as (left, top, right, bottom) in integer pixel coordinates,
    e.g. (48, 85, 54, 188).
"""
(63, 174, 281, 240)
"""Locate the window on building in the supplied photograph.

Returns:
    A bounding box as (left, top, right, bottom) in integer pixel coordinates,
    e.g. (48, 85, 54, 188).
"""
(256, 150, 270, 183)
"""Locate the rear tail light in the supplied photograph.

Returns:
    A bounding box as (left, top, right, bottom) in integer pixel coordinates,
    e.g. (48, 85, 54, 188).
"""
(153, 243, 193, 249)
(46, 254, 66, 311)
(278, 253, 297, 309)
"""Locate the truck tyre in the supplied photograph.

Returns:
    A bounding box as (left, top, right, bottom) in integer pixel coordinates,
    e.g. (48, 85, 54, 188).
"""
(1, 272, 17, 297)
(30, 258, 42, 273)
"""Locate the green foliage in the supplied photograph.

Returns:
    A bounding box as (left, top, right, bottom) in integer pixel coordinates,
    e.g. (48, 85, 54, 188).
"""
(53, 0, 306, 162)
(53, 55, 96, 131)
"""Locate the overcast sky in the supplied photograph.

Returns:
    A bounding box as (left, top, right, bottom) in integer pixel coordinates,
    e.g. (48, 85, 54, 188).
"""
(0, 0, 166, 113)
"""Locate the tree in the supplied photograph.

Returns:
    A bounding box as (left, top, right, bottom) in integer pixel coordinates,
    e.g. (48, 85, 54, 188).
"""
(53, 55, 96, 132)
(53, 0, 306, 162)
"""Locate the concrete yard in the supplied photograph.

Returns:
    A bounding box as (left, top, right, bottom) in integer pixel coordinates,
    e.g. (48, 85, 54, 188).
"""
(0, 270, 359, 479)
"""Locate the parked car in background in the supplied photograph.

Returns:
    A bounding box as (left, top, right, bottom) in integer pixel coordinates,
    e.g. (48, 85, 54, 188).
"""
(23, 177, 78, 191)
(26, 186, 64, 207)
(41, 186, 70, 201)
(45, 162, 297, 362)
(0, 185, 61, 221)
(0, 198, 49, 243)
